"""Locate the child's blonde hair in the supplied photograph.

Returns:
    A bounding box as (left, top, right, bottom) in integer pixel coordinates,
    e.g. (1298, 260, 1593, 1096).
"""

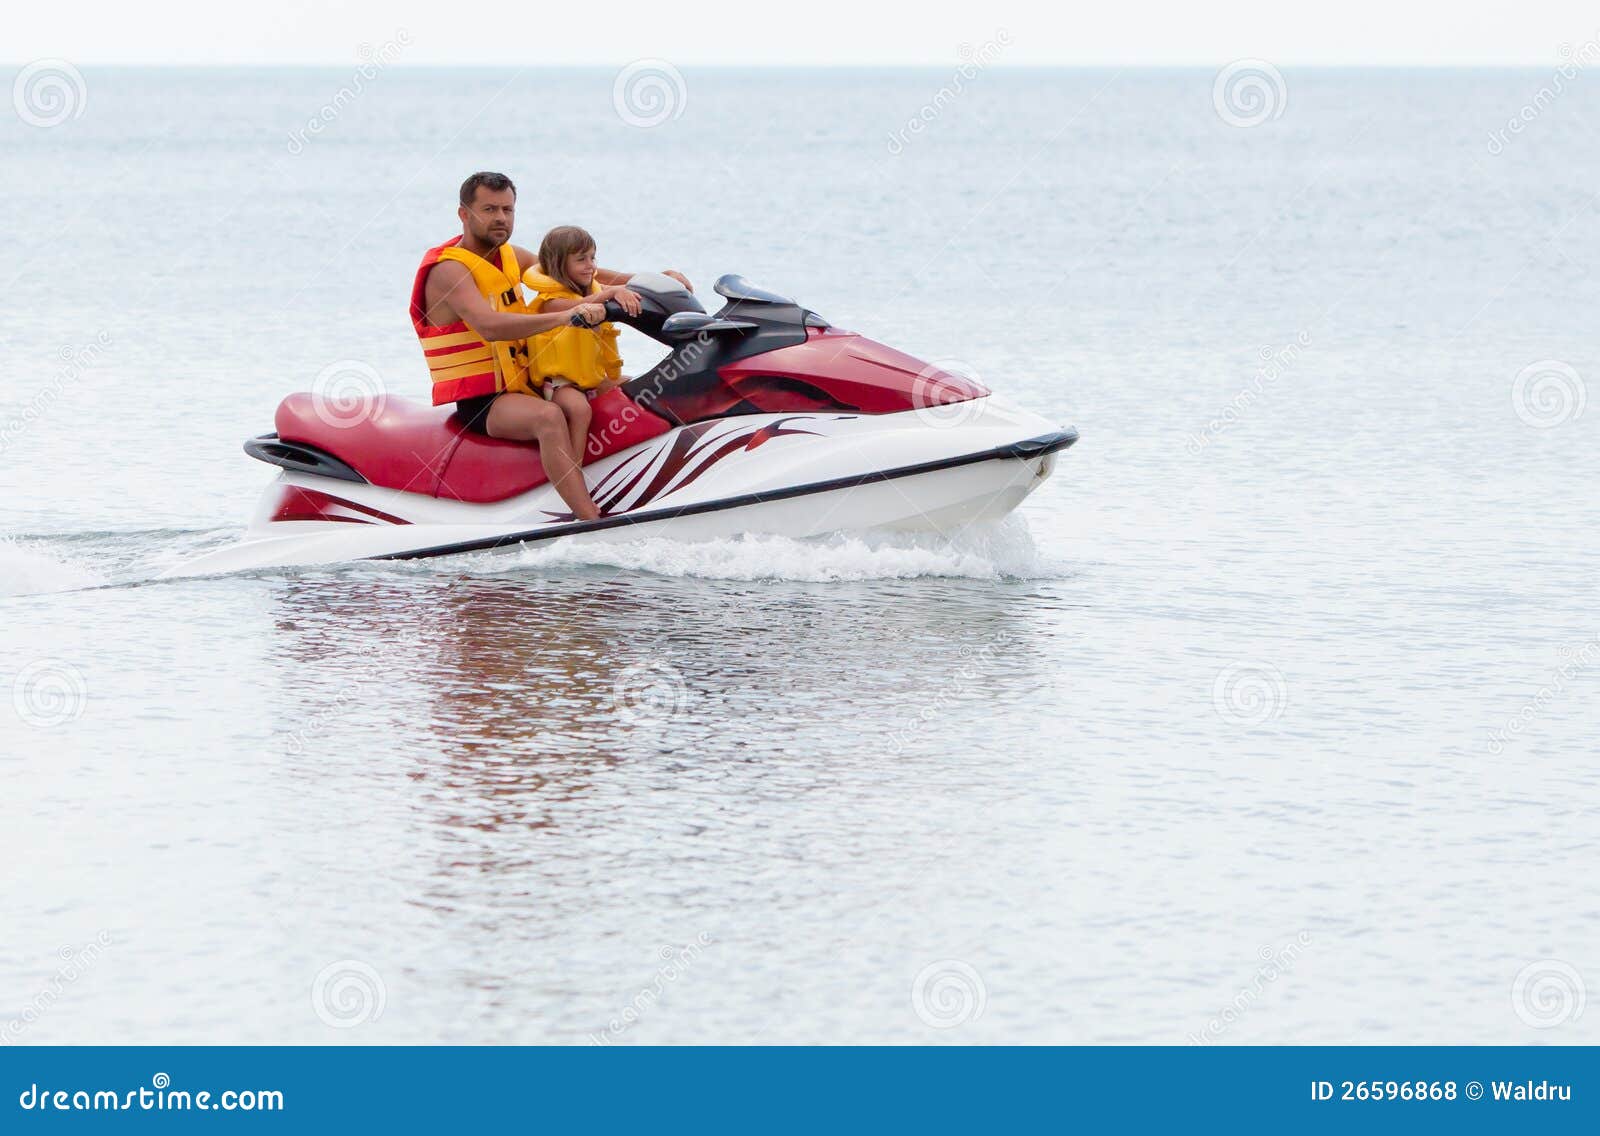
(538, 225, 597, 296)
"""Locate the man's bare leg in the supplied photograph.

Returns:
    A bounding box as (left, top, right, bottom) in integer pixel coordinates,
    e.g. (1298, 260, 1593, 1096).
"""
(485, 393, 600, 521)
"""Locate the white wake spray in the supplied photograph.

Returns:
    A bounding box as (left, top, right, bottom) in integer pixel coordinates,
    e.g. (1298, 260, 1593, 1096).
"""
(497, 517, 1061, 582)
(0, 539, 104, 597)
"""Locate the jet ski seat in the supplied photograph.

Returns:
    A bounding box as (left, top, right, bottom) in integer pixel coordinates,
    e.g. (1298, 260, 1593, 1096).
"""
(273, 389, 671, 503)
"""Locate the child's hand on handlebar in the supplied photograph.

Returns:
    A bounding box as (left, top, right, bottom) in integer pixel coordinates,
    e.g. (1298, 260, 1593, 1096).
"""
(605, 287, 643, 317)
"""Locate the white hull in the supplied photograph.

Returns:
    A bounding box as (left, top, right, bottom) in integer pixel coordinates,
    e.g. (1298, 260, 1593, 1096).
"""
(164, 398, 1070, 578)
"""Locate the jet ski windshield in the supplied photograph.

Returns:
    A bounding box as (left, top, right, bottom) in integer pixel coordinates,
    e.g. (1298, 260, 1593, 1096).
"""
(606, 272, 826, 345)
(713, 275, 796, 305)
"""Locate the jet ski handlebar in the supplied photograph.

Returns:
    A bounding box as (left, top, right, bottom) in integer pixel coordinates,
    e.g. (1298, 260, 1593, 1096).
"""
(567, 273, 826, 341)
(573, 302, 754, 337)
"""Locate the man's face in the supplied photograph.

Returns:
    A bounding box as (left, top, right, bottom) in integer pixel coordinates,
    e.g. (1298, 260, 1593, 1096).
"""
(459, 187, 515, 248)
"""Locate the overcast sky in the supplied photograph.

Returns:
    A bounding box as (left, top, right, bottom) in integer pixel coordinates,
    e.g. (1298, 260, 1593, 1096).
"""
(5, 0, 1595, 66)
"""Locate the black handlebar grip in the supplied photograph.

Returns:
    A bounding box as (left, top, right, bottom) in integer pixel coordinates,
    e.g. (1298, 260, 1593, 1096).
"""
(568, 301, 625, 328)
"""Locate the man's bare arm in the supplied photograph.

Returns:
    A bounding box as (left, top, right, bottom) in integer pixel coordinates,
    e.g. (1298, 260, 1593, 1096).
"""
(425, 260, 598, 340)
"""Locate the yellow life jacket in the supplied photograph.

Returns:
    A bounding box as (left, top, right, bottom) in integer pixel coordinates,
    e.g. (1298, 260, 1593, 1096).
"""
(410, 238, 537, 404)
(521, 270, 623, 391)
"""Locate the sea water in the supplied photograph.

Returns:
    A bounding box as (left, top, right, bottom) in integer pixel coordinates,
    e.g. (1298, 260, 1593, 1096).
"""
(1, 66, 1597, 1043)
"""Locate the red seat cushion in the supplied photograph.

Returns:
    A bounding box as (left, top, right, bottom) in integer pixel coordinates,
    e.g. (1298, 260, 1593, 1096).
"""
(438, 388, 671, 503)
(273, 390, 673, 504)
(275, 392, 464, 497)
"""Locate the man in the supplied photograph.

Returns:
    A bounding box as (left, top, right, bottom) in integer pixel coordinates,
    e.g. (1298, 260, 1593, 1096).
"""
(410, 171, 692, 521)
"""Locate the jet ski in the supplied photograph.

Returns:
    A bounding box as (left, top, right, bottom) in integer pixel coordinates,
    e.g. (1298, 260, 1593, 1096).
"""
(165, 274, 1077, 577)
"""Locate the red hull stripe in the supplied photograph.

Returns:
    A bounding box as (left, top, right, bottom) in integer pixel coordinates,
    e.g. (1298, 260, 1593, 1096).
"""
(271, 485, 412, 526)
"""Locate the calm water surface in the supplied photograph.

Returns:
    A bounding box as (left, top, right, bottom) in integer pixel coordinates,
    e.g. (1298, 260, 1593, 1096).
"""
(1, 67, 1597, 1043)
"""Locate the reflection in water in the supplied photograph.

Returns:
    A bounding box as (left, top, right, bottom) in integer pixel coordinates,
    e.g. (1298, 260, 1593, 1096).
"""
(253, 565, 1056, 1039)
(267, 565, 1047, 828)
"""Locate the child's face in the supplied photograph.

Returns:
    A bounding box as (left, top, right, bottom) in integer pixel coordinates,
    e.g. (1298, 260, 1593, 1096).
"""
(565, 247, 597, 288)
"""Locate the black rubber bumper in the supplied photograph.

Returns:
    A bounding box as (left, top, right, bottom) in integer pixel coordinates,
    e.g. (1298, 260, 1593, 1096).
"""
(1003, 429, 1079, 458)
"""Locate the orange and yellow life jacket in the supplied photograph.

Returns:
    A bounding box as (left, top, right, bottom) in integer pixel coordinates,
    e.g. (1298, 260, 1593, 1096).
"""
(521, 270, 624, 391)
(410, 237, 537, 405)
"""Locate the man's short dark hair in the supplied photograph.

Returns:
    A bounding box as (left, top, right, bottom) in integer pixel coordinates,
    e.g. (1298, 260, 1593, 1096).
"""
(460, 171, 516, 206)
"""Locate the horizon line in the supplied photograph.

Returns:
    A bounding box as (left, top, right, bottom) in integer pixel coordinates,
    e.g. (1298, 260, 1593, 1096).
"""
(0, 60, 1583, 70)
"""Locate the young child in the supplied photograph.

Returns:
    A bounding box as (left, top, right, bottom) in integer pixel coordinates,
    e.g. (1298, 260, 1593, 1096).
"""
(522, 226, 642, 463)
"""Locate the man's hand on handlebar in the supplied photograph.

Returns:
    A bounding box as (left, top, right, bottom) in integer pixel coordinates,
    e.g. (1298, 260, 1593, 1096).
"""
(569, 302, 606, 327)
(662, 270, 693, 292)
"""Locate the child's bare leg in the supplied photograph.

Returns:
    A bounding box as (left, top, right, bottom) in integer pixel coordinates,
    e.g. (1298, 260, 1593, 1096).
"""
(485, 394, 599, 521)
(551, 384, 593, 465)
